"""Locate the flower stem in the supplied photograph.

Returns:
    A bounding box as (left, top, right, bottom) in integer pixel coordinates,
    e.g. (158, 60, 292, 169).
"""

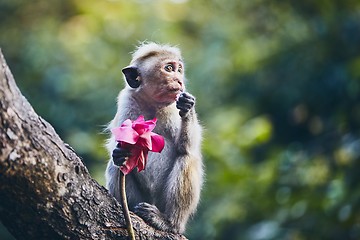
(120, 172, 135, 240)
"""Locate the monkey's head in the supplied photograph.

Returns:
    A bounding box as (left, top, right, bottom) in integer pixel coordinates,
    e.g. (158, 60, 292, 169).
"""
(122, 42, 186, 106)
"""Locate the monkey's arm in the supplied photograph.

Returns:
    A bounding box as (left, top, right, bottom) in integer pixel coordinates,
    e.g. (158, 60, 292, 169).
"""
(133, 92, 202, 233)
(165, 93, 203, 232)
(176, 92, 202, 154)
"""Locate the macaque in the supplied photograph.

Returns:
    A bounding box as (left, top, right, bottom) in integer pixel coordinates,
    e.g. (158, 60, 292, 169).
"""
(105, 42, 203, 234)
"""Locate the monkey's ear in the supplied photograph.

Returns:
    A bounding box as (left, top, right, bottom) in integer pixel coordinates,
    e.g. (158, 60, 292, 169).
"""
(122, 66, 141, 88)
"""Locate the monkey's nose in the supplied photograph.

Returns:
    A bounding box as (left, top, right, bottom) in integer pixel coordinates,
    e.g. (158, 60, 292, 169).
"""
(177, 80, 183, 86)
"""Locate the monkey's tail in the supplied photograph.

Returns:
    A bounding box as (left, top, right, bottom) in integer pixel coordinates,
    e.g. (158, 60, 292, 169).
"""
(120, 173, 136, 240)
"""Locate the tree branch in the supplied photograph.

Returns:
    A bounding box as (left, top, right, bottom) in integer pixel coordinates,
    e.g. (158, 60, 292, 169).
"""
(0, 49, 186, 240)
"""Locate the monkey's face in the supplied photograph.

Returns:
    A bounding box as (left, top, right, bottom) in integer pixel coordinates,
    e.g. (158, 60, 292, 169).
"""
(141, 57, 185, 105)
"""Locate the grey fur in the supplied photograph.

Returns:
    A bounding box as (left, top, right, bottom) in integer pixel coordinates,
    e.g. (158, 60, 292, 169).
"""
(105, 43, 203, 234)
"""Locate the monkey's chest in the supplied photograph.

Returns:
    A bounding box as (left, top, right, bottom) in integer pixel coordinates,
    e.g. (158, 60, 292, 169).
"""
(142, 137, 176, 184)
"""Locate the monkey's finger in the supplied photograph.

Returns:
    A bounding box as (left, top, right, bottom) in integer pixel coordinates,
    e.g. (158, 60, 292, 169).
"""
(177, 96, 195, 108)
(177, 96, 195, 105)
(112, 155, 131, 162)
(113, 156, 128, 167)
(179, 92, 195, 101)
(113, 146, 131, 153)
(178, 97, 195, 105)
(177, 101, 194, 110)
(112, 148, 132, 158)
(112, 152, 132, 160)
(176, 102, 193, 111)
(180, 91, 194, 98)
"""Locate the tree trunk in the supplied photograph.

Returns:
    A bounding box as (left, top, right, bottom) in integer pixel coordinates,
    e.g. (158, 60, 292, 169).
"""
(0, 49, 186, 240)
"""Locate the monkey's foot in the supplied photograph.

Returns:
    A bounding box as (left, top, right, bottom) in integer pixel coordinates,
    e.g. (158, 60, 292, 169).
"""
(134, 202, 178, 233)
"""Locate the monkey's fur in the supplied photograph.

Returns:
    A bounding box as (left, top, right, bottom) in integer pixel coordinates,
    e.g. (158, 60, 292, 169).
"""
(105, 42, 203, 233)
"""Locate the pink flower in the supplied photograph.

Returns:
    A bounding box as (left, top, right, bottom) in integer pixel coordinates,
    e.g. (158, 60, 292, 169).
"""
(111, 115, 165, 175)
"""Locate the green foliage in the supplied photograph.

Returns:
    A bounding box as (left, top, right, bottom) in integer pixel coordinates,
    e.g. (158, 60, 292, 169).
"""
(1, 0, 360, 239)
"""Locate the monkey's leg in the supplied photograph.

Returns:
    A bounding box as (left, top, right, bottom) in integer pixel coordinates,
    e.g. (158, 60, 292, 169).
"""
(133, 202, 177, 233)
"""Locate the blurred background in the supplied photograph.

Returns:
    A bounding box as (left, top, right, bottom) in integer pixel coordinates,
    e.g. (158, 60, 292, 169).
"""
(1, 0, 360, 239)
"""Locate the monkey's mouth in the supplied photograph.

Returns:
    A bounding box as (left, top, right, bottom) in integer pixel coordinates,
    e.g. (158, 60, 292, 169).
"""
(167, 88, 182, 101)
(169, 88, 182, 93)
(170, 89, 182, 96)
(168, 85, 183, 93)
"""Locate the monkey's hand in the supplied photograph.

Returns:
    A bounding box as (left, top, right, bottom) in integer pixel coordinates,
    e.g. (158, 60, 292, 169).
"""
(112, 143, 131, 167)
(134, 202, 178, 233)
(176, 92, 195, 118)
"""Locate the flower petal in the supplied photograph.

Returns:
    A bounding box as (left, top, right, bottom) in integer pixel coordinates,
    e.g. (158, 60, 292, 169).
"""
(150, 133, 165, 152)
(137, 150, 149, 172)
(133, 117, 157, 135)
(111, 126, 139, 144)
(136, 132, 153, 150)
(119, 147, 144, 175)
(133, 115, 145, 123)
(120, 155, 138, 175)
(115, 115, 165, 174)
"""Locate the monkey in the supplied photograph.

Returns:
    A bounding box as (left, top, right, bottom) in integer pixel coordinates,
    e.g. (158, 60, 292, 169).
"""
(105, 42, 203, 234)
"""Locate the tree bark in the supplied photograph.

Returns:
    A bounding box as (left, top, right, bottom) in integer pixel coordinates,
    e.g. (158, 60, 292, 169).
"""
(0, 49, 187, 240)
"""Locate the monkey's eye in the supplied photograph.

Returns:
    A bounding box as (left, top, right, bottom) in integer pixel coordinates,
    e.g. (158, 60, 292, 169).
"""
(178, 65, 183, 73)
(164, 64, 174, 72)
